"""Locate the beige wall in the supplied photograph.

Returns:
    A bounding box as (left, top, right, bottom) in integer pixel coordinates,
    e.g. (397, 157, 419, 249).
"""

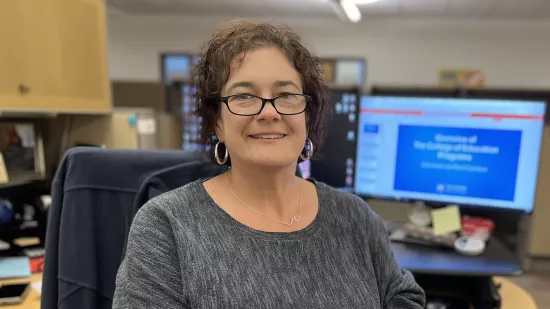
(66, 113, 138, 149)
(65, 109, 181, 151)
(530, 126, 550, 256)
(158, 112, 181, 150)
(107, 15, 550, 89)
(111, 81, 165, 111)
(110, 81, 181, 150)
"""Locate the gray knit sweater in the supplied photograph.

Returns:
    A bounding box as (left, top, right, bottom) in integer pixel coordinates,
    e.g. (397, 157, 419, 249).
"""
(113, 179, 425, 308)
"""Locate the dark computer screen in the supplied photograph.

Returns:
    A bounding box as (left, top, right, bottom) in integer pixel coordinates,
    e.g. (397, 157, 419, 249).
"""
(304, 89, 359, 191)
(354, 96, 546, 212)
(181, 85, 203, 151)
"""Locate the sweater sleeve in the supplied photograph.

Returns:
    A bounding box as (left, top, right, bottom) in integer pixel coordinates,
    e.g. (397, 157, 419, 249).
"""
(113, 202, 185, 309)
(367, 207, 426, 308)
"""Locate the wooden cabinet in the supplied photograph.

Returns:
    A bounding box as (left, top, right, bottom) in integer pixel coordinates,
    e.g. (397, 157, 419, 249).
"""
(0, 0, 111, 113)
(0, 2, 26, 105)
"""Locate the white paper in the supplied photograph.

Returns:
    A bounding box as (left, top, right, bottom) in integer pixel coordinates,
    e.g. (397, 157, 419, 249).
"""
(14, 124, 35, 148)
(32, 281, 42, 294)
(136, 118, 156, 135)
(0, 239, 10, 250)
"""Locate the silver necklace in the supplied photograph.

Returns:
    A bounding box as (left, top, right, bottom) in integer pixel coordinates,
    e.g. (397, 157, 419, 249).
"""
(225, 173, 302, 227)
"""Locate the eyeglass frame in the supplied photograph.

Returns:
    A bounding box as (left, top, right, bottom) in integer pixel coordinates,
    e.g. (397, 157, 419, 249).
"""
(219, 93, 312, 116)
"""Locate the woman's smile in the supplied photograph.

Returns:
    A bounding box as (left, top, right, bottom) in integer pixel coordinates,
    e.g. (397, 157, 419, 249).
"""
(248, 131, 288, 141)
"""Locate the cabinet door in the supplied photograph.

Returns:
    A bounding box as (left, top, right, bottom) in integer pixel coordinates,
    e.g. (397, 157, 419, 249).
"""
(1, 0, 111, 113)
(51, 0, 111, 112)
(19, 1, 64, 103)
(0, 2, 29, 108)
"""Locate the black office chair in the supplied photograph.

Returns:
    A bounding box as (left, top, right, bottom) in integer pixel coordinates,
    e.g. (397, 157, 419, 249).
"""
(41, 147, 210, 309)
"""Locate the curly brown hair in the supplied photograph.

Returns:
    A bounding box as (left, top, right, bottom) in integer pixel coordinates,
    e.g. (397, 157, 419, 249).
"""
(195, 20, 331, 165)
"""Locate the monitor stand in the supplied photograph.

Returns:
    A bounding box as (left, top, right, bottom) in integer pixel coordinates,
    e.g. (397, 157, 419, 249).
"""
(416, 274, 502, 309)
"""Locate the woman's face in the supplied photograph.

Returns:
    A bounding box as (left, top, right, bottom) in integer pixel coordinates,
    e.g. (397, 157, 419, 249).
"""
(215, 46, 307, 168)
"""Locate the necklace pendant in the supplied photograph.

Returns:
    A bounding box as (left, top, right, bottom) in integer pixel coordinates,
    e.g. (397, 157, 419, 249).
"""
(290, 216, 301, 225)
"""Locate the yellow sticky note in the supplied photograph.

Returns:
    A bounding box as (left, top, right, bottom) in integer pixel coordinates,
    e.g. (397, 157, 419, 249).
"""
(431, 205, 461, 236)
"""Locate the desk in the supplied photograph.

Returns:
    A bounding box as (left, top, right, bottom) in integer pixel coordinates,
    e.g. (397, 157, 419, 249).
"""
(392, 237, 522, 276)
(0, 273, 41, 309)
(494, 276, 537, 309)
(0, 274, 536, 308)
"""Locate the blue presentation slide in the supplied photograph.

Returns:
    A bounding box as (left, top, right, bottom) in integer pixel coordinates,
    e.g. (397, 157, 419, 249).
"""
(394, 125, 522, 201)
(354, 96, 546, 212)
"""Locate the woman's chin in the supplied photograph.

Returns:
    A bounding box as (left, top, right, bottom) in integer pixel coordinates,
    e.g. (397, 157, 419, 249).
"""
(248, 154, 297, 169)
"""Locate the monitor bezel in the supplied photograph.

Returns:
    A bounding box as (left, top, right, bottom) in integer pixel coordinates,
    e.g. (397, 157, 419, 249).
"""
(353, 95, 547, 214)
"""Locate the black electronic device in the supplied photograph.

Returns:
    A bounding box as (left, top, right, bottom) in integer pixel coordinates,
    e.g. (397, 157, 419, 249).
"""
(417, 275, 501, 309)
(0, 283, 30, 305)
(304, 87, 359, 191)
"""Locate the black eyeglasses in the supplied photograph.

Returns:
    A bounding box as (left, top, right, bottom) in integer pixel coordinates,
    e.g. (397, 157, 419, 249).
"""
(219, 94, 311, 116)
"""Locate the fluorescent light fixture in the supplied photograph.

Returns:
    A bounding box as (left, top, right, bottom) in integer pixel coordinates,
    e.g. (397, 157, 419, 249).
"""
(352, 0, 381, 4)
(339, 0, 362, 23)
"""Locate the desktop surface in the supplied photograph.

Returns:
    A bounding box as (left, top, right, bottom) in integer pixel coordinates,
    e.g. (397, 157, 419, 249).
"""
(0, 273, 41, 309)
(392, 236, 521, 276)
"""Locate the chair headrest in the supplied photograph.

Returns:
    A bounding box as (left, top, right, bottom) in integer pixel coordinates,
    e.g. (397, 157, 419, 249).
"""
(57, 147, 203, 191)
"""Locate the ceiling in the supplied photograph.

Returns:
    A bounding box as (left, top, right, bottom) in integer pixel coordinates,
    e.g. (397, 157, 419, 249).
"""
(107, 0, 550, 19)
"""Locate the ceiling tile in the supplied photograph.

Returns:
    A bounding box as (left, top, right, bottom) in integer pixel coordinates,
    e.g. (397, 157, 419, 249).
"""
(109, 0, 332, 16)
(107, 0, 550, 19)
(401, 0, 448, 13)
(540, 2, 550, 17)
(446, 0, 498, 17)
(359, 0, 401, 15)
(490, 0, 548, 18)
(262, 0, 333, 16)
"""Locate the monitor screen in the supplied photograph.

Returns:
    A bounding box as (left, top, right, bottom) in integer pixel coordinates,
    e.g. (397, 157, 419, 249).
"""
(162, 54, 191, 84)
(354, 96, 546, 212)
(301, 89, 359, 191)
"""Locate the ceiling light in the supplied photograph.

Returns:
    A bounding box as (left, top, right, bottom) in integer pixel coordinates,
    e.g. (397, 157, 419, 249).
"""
(339, 0, 362, 23)
(352, 0, 381, 4)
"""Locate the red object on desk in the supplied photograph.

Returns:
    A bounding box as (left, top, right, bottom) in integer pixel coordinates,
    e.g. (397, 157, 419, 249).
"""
(30, 256, 44, 273)
(461, 216, 495, 241)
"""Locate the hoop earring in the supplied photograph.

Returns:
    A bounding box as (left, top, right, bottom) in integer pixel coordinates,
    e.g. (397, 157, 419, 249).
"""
(214, 141, 229, 165)
(299, 138, 314, 161)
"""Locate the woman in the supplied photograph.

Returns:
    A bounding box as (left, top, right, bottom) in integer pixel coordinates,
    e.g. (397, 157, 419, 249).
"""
(113, 20, 425, 308)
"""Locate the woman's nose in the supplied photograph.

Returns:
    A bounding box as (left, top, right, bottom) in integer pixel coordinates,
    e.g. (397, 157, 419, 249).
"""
(257, 100, 281, 120)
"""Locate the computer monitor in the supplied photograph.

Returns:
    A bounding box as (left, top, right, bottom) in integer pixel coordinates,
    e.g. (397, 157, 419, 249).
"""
(161, 54, 192, 84)
(301, 88, 359, 191)
(354, 96, 546, 213)
(0, 122, 45, 183)
(159, 53, 203, 151)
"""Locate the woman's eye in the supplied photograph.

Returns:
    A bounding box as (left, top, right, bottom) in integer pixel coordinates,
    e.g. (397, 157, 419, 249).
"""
(233, 94, 254, 100)
(229, 93, 254, 102)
